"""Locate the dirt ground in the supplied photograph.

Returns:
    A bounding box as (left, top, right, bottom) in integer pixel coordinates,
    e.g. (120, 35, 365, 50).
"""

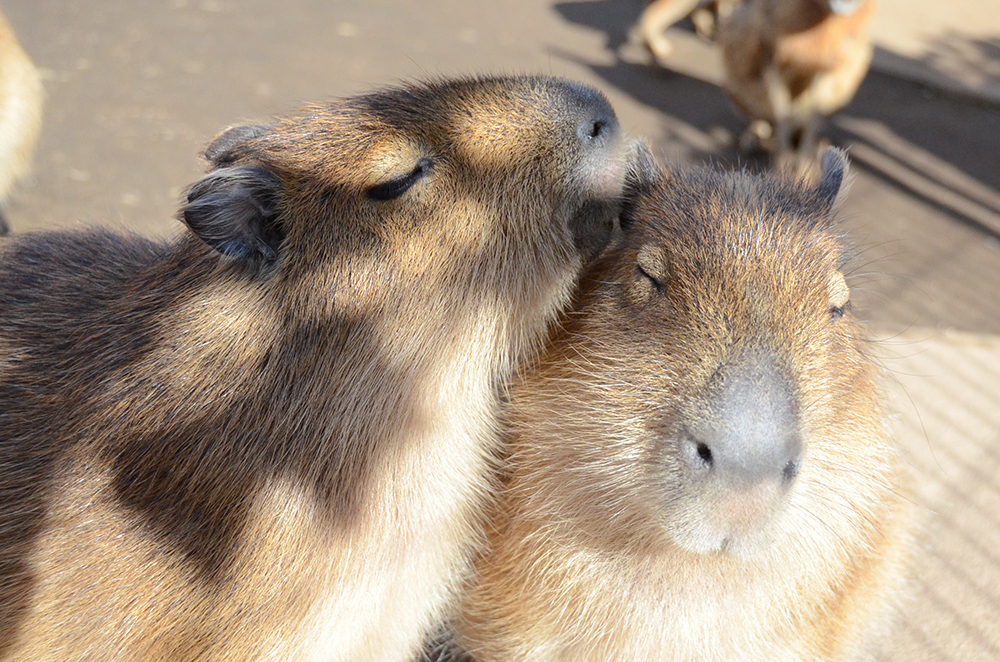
(1, 0, 998, 659)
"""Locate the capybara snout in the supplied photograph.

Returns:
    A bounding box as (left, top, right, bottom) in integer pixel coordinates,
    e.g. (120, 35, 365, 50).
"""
(681, 347, 804, 486)
(674, 346, 805, 555)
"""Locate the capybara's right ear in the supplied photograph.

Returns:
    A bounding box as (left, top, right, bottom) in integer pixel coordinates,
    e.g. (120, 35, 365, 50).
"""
(182, 166, 284, 263)
(815, 147, 850, 211)
(204, 124, 272, 166)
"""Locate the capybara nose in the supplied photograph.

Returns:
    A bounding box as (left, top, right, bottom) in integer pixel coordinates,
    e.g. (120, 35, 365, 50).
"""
(558, 79, 620, 149)
(684, 350, 803, 487)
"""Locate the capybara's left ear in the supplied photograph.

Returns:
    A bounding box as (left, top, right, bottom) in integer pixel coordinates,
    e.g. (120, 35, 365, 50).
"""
(620, 141, 661, 233)
(815, 147, 850, 211)
(182, 165, 284, 263)
(204, 123, 272, 166)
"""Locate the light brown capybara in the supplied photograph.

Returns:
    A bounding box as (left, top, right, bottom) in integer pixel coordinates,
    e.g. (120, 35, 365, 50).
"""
(450, 149, 913, 662)
(0, 75, 635, 662)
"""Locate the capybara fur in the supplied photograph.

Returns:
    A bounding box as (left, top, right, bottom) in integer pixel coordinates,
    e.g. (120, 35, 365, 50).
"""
(451, 150, 913, 662)
(719, 0, 874, 172)
(0, 75, 631, 661)
(0, 8, 43, 235)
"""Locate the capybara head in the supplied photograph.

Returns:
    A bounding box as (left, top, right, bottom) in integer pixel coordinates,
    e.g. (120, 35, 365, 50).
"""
(495, 150, 881, 560)
(180, 77, 628, 347)
(455, 150, 911, 661)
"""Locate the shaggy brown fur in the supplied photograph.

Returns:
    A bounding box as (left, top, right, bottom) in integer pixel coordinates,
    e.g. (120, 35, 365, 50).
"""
(719, 0, 874, 172)
(0, 75, 632, 661)
(0, 8, 43, 235)
(451, 150, 914, 661)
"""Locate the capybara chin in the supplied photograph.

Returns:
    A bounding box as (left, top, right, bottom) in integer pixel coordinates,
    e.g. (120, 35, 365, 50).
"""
(0, 75, 631, 662)
(453, 150, 914, 662)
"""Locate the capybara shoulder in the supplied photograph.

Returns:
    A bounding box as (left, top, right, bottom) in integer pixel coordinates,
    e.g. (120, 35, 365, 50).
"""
(454, 150, 914, 662)
(0, 75, 631, 662)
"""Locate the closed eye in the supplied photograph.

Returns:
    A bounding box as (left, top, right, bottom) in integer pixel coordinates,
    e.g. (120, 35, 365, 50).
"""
(637, 263, 663, 292)
(830, 301, 851, 320)
(827, 271, 850, 321)
(367, 158, 433, 201)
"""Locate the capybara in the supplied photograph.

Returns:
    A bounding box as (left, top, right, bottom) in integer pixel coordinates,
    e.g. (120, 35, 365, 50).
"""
(450, 149, 913, 661)
(719, 0, 874, 172)
(0, 8, 43, 235)
(0, 75, 632, 661)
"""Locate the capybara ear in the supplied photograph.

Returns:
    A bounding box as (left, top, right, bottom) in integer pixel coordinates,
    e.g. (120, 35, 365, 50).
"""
(627, 141, 659, 195)
(204, 124, 272, 166)
(815, 147, 850, 210)
(620, 141, 661, 232)
(182, 165, 284, 263)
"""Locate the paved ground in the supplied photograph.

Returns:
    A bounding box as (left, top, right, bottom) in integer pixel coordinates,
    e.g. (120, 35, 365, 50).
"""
(1, 0, 998, 659)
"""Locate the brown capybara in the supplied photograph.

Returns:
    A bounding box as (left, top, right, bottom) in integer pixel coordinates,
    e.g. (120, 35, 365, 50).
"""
(0, 75, 633, 661)
(0, 8, 43, 235)
(451, 149, 914, 662)
(719, 0, 874, 172)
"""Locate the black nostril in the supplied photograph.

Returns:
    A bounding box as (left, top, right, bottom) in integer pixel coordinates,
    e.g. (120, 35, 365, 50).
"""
(577, 114, 614, 144)
(696, 442, 713, 468)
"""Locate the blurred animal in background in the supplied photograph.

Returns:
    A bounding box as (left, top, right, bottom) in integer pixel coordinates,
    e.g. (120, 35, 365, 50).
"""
(639, 0, 739, 63)
(719, 0, 874, 173)
(0, 8, 43, 236)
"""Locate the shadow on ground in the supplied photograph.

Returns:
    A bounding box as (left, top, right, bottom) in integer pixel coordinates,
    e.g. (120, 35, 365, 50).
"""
(549, 0, 1000, 334)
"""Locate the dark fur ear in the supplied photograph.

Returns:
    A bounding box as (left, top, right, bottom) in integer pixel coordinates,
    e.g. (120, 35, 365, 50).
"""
(815, 147, 850, 211)
(182, 166, 284, 262)
(204, 124, 272, 166)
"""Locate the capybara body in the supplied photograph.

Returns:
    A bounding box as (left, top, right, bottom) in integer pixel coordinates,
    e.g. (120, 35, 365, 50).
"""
(0, 75, 630, 661)
(719, 0, 874, 169)
(0, 8, 43, 234)
(452, 151, 913, 661)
